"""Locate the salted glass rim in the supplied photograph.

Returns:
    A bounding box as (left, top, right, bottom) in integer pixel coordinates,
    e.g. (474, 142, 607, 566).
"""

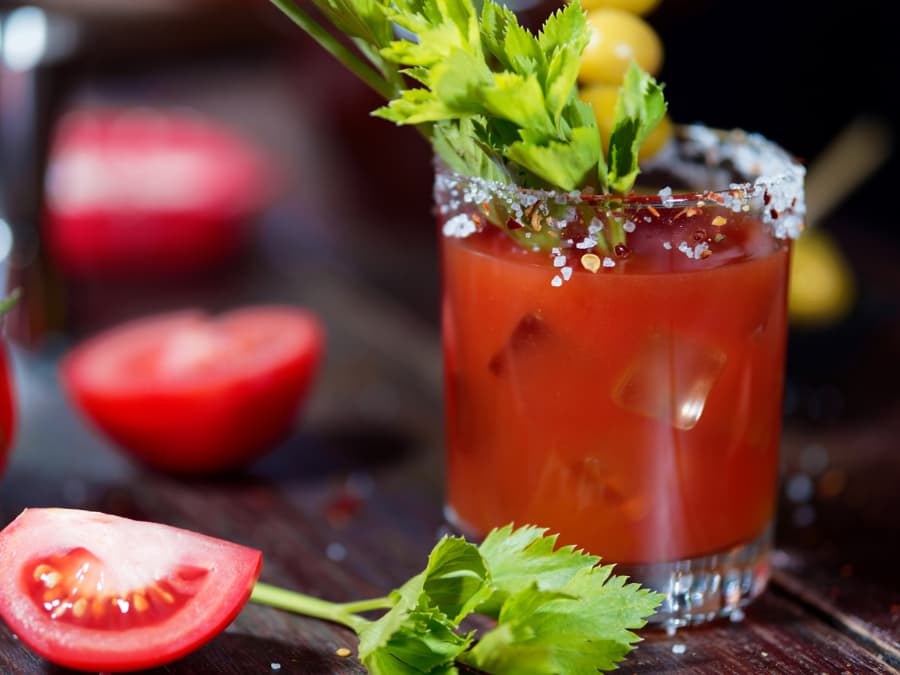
(435, 124, 806, 240)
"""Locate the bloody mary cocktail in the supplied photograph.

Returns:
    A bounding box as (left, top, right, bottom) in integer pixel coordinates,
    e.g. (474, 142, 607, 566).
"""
(439, 127, 805, 625)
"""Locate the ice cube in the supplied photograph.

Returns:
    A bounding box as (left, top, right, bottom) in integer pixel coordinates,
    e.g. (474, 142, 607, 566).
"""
(613, 332, 726, 430)
(488, 312, 551, 376)
(529, 454, 648, 520)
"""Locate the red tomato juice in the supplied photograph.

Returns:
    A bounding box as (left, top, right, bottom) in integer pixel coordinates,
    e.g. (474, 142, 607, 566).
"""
(442, 206, 790, 564)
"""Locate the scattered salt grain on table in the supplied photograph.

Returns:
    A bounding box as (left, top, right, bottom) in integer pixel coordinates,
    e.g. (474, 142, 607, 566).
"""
(672, 643, 686, 655)
(271, 663, 281, 671)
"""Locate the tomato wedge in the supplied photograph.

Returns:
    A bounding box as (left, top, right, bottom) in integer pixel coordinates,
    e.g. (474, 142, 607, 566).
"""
(61, 306, 325, 474)
(0, 508, 262, 672)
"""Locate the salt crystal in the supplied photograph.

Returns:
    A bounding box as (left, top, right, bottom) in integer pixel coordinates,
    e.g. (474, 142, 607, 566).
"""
(678, 241, 694, 259)
(663, 241, 672, 250)
(623, 220, 636, 233)
(271, 664, 282, 671)
(730, 608, 745, 623)
(576, 238, 596, 250)
(326, 542, 347, 561)
(602, 257, 615, 268)
(658, 186, 675, 208)
(561, 266, 572, 281)
(553, 255, 567, 268)
(589, 218, 604, 234)
(551, 275, 563, 287)
(442, 214, 476, 238)
(672, 644, 686, 655)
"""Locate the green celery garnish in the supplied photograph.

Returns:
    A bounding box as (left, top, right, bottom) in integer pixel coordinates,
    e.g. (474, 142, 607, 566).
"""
(270, 0, 666, 196)
(250, 524, 663, 674)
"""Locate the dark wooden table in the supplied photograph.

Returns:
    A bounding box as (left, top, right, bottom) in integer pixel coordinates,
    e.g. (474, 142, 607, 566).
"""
(1, 53, 899, 674)
(1, 223, 899, 673)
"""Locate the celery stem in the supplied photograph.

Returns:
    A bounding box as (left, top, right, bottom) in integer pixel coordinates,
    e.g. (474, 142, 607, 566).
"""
(269, 0, 395, 101)
(338, 597, 394, 614)
(250, 582, 370, 632)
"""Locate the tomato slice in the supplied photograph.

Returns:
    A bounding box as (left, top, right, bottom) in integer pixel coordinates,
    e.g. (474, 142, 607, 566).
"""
(0, 508, 262, 672)
(61, 306, 325, 473)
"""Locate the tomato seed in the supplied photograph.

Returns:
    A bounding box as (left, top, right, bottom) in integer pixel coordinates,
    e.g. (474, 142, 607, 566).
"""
(72, 598, 88, 618)
(33, 564, 55, 582)
(133, 593, 149, 612)
(149, 584, 175, 604)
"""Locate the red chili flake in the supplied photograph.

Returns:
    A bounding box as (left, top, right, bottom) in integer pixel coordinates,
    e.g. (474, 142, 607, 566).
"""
(614, 243, 631, 259)
(481, 202, 491, 214)
(708, 193, 726, 205)
(326, 492, 363, 528)
(763, 190, 772, 206)
(692, 228, 708, 242)
(699, 249, 712, 259)
(792, 197, 798, 208)
(675, 207, 701, 220)
(506, 217, 523, 230)
(647, 206, 660, 218)
(770, 208, 779, 219)
(472, 213, 482, 227)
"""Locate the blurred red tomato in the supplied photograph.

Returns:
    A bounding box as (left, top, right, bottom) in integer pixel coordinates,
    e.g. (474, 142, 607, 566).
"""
(44, 108, 274, 279)
(61, 306, 324, 474)
(0, 344, 15, 472)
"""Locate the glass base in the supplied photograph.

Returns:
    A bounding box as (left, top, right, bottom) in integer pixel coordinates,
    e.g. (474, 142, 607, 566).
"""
(444, 506, 771, 630)
(618, 526, 771, 629)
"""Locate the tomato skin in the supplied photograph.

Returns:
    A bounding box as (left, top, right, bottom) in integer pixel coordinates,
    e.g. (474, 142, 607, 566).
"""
(61, 306, 325, 474)
(0, 508, 262, 672)
(0, 343, 15, 473)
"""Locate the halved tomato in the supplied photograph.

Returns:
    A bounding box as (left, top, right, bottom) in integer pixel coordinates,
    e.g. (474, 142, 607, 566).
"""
(0, 508, 262, 672)
(61, 305, 325, 474)
(44, 107, 274, 280)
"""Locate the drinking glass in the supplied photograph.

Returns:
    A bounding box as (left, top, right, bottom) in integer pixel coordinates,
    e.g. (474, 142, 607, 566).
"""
(438, 126, 805, 627)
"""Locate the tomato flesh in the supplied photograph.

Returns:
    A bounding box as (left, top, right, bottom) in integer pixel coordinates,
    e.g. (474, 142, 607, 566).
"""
(0, 508, 262, 672)
(26, 547, 200, 630)
(61, 306, 325, 473)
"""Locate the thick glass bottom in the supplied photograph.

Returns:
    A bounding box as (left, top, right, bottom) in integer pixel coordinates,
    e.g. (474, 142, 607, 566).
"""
(444, 505, 771, 629)
(618, 526, 771, 628)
